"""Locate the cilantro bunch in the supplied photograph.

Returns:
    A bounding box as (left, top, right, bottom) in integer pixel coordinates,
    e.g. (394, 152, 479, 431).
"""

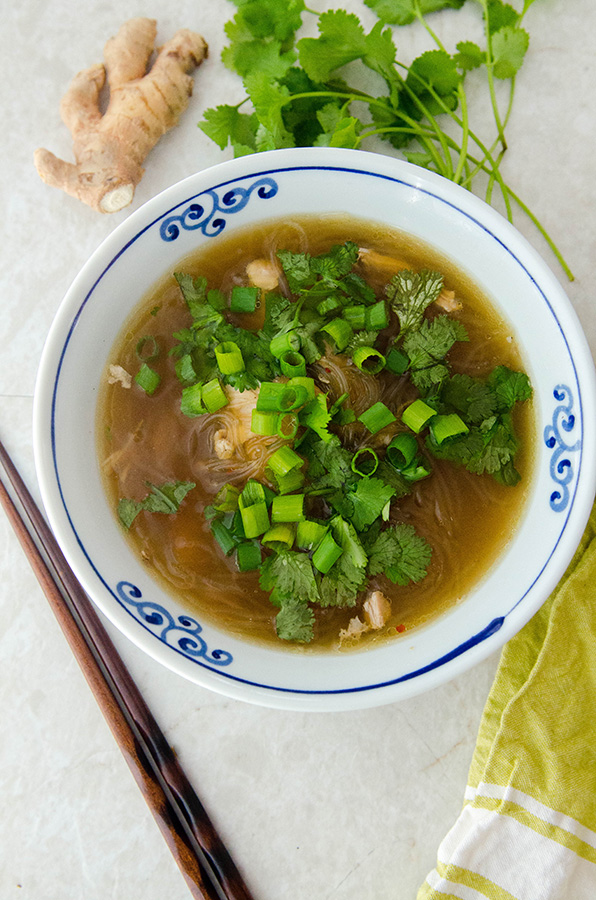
(200, 0, 571, 280)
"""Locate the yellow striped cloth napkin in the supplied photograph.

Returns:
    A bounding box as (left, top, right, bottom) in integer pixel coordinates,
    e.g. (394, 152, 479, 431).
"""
(417, 502, 596, 900)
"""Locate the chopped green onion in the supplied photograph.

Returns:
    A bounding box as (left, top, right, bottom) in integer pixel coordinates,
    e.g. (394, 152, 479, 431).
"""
(270, 331, 300, 358)
(280, 350, 307, 378)
(212, 483, 240, 513)
(239, 500, 269, 538)
(317, 296, 341, 316)
(287, 376, 316, 400)
(268, 445, 303, 477)
(136, 335, 159, 362)
(312, 531, 343, 574)
(274, 467, 305, 494)
(343, 306, 366, 330)
(230, 285, 259, 313)
(271, 493, 305, 523)
(401, 462, 432, 482)
(277, 412, 299, 440)
(296, 519, 328, 551)
(351, 447, 379, 477)
(429, 413, 469, 445)
(365, 300, 389, 331)
(352, 346, 386, 375)
(231, 508, 246, 540)
(180, 382, 206, 416)
(387, 433, 419, 470)
(215, 341, 245, 375)
(240, 480, 266, 506)
(201, 378, 228, 413)
(261, 523, 296, 550)
(257, 382, 308, 412)
(358, 401, 396, 434)
(321, 318, 353, 351)
(211, 519, 236, 556)
(236, 540, 262, 571)
(135, 363, 160, 396)
(401, 399, 436, 433)
(251, 409, 278, 436)
(260, 485, 275, 509)
(385, 347, 410, 375)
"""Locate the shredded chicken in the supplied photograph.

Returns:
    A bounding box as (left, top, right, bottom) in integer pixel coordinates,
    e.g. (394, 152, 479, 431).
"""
(246, 258, 279, 291)
(107, 364, 132, 388)
(435, 288, 462, 313)
(363, 590, 392, 629)
(225, 387, 259, 443)
(211, 388, 267, 460)
(339, 616, 369, 642)
(358, 247, 409, 279)
(213, 429, 234, 460)
(339, 590, 392, 644)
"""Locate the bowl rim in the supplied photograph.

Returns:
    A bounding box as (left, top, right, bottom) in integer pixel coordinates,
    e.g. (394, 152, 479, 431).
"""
(33, 147, 596, 710)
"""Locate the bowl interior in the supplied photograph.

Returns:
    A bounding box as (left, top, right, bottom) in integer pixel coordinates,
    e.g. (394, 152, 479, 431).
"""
(33, 148, 596, 710)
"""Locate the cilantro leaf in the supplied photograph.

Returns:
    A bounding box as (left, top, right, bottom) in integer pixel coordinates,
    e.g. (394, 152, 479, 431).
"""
(259, 549, 320, 601)
(275, 596, 315, 642)
(224, 0, 306, 48)
(244, 71, 295, 148)
(314, 104, 362, 149)
(442, 373, 498, 423)
(366, 523, 432, 585)
(223, 40, 296, 80)
(298, 10, 367, 84)
(491, 26, 529, 79)
(455, 40, 486, 72)
(385, 269, 444, 336)
(364, 0, 466, 27)
(347, 476, 396, 532)
(303, 436, 356, 490)
(426, 414, 522, 484)
(318, 552, 367, 607)
(403, 316, 469, 392)
(485, 0, 520, 35)
(118, 481, 196, 530)
(300, 393, 333, 442)
(200, 105, 258, 152)
(488, 365, 533, 410)
(279, 66, 334, 147)
(403, 50, 461, 118)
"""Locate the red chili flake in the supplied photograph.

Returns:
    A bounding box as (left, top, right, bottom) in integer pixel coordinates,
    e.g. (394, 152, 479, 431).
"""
(395, 624, 406, 633)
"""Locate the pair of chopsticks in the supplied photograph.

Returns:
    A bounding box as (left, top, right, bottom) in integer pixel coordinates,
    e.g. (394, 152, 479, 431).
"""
(0, 437, 256, 900)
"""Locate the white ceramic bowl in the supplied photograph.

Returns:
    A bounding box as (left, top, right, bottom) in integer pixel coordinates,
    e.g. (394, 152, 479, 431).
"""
(33, 147, 596, 711)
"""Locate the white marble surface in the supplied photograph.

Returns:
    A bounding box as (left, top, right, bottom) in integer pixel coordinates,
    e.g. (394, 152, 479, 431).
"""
(1, 1, 595, 898)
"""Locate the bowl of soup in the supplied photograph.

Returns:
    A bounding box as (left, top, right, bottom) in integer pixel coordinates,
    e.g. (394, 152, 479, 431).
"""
(33, 147, 596, 710)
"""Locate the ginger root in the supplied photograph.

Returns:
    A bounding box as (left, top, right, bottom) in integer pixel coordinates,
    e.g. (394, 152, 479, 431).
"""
(34, 18, 207, 213)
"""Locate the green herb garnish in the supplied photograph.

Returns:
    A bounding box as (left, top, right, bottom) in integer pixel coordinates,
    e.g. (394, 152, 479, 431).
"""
(118, 481, 196, 530)
(118, 242, 533, 644)
(200, 0, 572, 280)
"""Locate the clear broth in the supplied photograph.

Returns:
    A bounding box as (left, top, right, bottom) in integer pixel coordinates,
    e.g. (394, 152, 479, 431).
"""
(97, 215, 534, 651)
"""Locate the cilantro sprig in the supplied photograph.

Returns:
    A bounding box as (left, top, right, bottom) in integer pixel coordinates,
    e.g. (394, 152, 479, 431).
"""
(200, 0, 571, 280)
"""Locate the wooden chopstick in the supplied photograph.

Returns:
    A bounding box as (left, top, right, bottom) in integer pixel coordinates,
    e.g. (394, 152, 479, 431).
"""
(0, 438, 256, 900)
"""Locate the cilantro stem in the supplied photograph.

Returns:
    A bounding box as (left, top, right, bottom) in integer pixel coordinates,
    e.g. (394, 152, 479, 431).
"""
(412, 4, 468, 185)
(478, 0, 508, 152)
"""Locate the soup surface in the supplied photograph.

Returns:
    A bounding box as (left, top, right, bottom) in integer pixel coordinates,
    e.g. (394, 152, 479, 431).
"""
(98, 215, 534, 651)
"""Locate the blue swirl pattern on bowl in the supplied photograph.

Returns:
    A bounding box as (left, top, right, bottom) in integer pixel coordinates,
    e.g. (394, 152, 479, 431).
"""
(544, 385, 581, 512)
(159, 177, 278, 241)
